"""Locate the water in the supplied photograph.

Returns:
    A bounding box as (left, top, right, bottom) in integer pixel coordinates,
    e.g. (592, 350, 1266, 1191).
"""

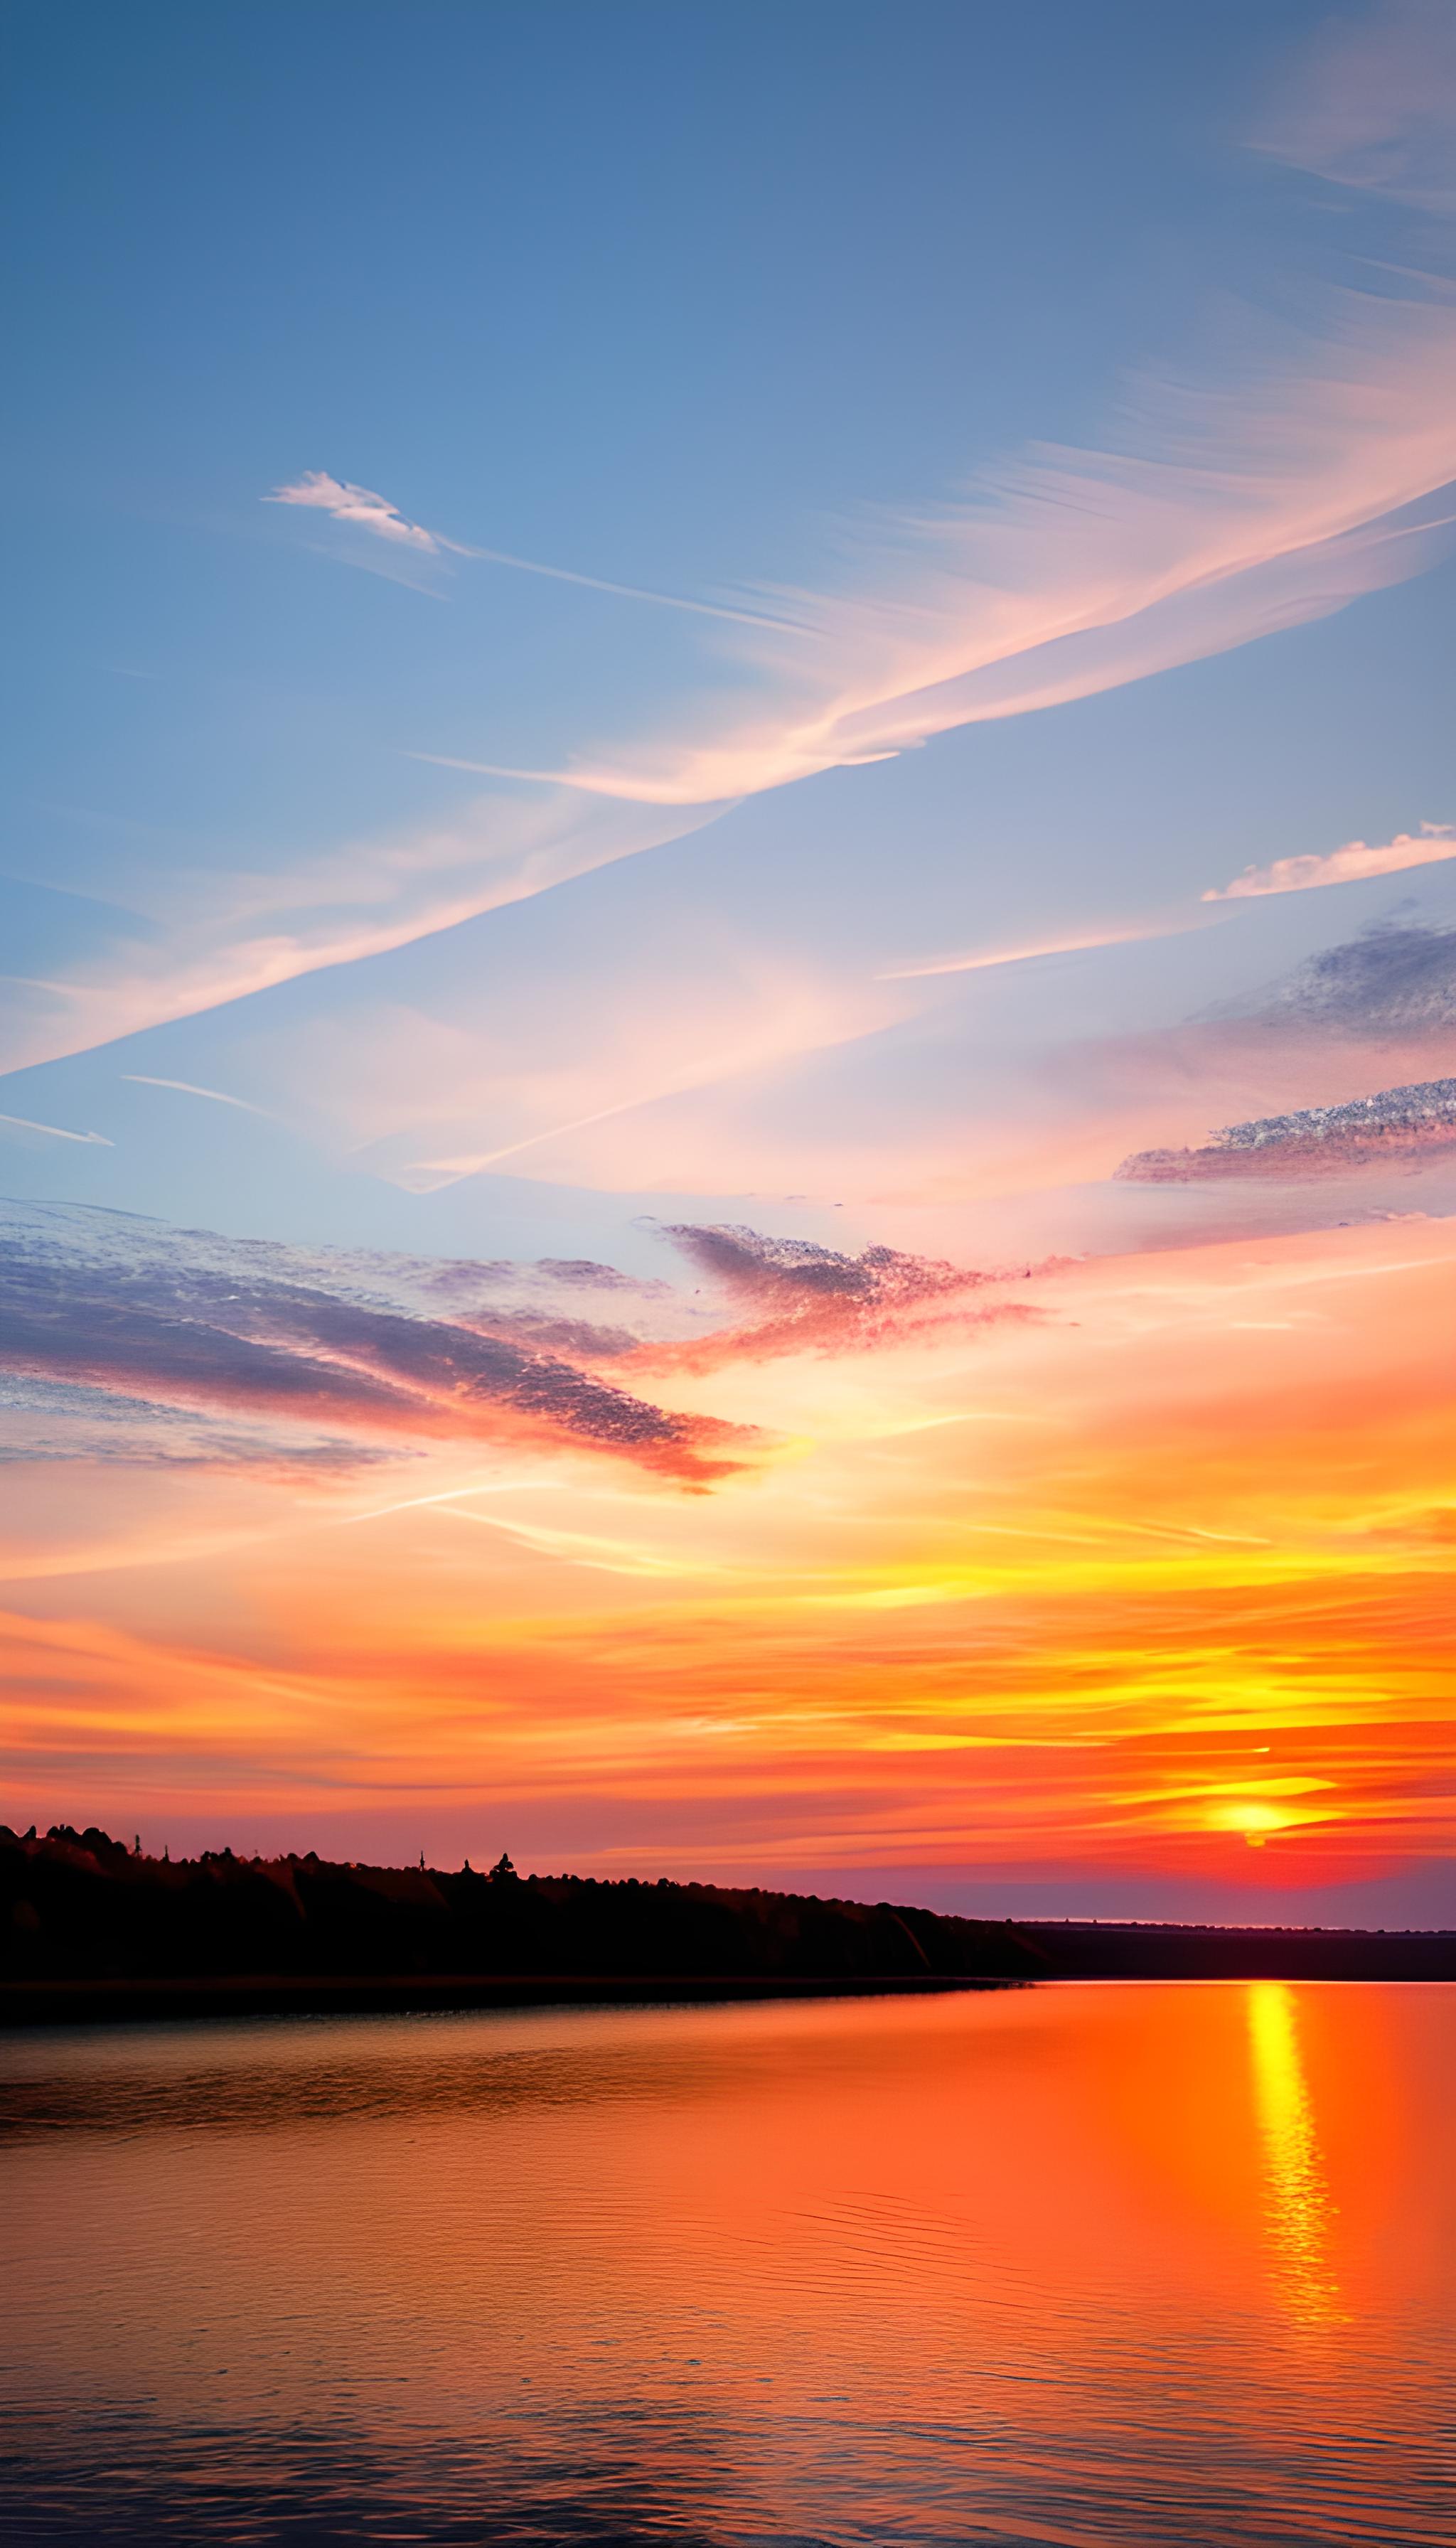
(1, 1981, 1451, 2545)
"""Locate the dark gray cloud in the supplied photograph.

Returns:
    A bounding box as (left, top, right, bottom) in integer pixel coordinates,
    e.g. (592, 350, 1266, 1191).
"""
(1116, 1076, 1456, 1183)
(0, 1205, 743, 1483)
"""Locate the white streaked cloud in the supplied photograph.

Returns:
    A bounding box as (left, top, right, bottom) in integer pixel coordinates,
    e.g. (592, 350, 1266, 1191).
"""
(9, 11, 1452, 1096)
(267, 469, 796, 628)
(122, 1075, 275, 1115)
(0, 788, 722, 1078)
(879, 919, 1198, 983)
(1204, 822, 1455, 901)
(500, 336, 1456, 808)
(266, 471, 439, 551)
(442, 26, 1456, 815)
(0, 1111, 112, 1147)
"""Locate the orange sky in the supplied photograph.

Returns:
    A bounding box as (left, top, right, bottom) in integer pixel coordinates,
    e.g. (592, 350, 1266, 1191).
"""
(4, 1213, 1451, 1918)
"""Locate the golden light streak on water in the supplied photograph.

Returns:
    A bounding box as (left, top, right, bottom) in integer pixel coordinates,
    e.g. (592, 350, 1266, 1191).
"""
(1247, 1981, 1347, 2329)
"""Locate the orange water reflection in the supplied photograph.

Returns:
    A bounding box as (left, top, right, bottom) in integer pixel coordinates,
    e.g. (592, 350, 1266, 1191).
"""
(1, 1984, 1450, 2544)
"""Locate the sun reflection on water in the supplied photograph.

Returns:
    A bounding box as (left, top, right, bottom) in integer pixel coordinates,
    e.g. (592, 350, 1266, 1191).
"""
(1247, 1981, 1347, 2329)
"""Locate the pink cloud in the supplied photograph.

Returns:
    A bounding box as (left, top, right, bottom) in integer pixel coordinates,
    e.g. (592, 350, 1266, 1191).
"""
(1254, 0, 1456, 215)
(1204, 823, 1455, 901)
(509, 328, 1456, 809)
(633, 1224, 1040, 1375)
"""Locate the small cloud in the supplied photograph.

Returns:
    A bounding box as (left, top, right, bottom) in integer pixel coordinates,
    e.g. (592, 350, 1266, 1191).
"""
(1204, 823, 1455, 901)
(0, 1110, 112, 1147)
(264, 470, 439, 552)
(880, 920, 1189, 981)
(122, 1075, 274, 1117)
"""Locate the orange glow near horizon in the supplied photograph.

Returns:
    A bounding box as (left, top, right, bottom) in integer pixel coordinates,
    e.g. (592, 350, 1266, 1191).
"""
(2, 1211, 1452, 1906)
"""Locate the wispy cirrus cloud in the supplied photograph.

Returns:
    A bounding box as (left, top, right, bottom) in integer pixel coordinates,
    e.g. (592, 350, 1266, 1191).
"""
(265, 469, 793, 629)
(11, 11, 1454, 1103)
(879, 920, 1193, 983)
(503, 328, 1456, 808)
(0, 1110, 112, 1147)
(1204, 821, 1455, 901)
(0, 786, 719, 1078)
(1253, 0, 1456, 215)
(437, 18, 1456, 815)
(121, 1074, 275, 1115)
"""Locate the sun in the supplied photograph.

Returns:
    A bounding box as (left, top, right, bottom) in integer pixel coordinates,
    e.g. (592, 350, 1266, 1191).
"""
(1214, 1799, 1296, 1850)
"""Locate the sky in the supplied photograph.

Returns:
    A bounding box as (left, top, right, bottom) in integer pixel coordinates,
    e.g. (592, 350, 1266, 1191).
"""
(2, 0, 1455, 1921)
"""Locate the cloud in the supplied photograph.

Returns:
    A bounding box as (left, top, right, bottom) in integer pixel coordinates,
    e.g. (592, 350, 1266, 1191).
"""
(441, 549, 798, 633)
(1255, 921, 1456, 1037)
(16, 14, 1455, 1096)
(267, 472, 793, 628)
(0, 1206, 744, 1486)
(455, 1310, 643, 1360)
(507, 439, 1453, 811)
(0, 1111, 112, 1147)
(265, 471, 439, 552)
(378, 962, 899, 1194)
(879, 920, 1192, 982)
(122, 1075, 274, 1115)
(0, 1209, 1044, 1484)
(483, 296, 1456, 808)
(0, 1371, 394, 1476)
(492, 481, 1456, 811)
(456, 16, 1456, 815)
(1204, 822, 1455, 901)
(1254, 0, 1456, 215)
(272, 19, 1456, 830)
(640, 1224, 1039, 1372)
(1115, 1076, 1456, 1183)
(0, 786, 719, 1078)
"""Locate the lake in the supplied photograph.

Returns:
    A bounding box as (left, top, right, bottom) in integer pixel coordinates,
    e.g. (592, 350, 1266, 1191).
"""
(1, 1982, 1450, 2544)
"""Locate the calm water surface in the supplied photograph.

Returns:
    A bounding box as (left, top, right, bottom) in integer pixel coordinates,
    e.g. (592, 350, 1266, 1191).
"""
(1, 1982, 1451, 2544)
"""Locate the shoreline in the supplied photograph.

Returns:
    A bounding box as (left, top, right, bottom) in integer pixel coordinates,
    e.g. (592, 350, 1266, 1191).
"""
(0, 1970, 1019, 2031)
(5, 1927, 1454, 2031)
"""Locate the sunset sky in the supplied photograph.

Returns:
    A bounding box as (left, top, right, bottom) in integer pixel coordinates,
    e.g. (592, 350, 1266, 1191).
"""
(3, 0, 1454, 1920)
